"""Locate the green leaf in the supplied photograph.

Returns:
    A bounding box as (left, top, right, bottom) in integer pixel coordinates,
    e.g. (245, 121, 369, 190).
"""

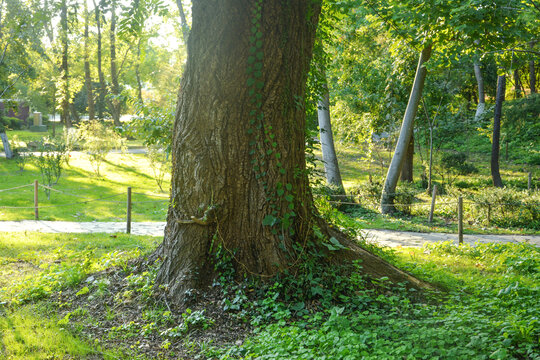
(262, 215, 277, 226)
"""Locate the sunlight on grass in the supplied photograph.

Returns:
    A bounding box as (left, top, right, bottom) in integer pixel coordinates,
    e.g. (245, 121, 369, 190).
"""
(0, 304, 121, 359)
(0, 153, 170, 222)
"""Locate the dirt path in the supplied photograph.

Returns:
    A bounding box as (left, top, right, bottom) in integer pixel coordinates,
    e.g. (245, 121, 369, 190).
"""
(0, 220, 538, 247)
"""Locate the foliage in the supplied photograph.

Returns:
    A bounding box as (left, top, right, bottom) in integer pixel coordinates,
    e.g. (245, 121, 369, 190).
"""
(123, 99, 174, 154)
(77, 120, 125, 176)
(33, 138, 68, 199)
(0, 116, 22, 131)
(146, 145, 170, 192)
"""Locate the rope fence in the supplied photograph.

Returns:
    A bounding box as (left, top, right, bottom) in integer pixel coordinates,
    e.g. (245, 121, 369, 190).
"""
(1, 180, 538, 238)
(0, 180, 171, 233)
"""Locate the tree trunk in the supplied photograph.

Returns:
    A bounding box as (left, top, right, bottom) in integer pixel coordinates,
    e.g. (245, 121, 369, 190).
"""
(491, 75, 505, 188)
(381, 45, 432, 214)
(135, 39, 143, 103)
(513, 69, 522, 98)
(175, 0, 190, 43)
(473, 62, 485, 121)
(156, 0, 321, 301)
(60, 0, 71, 128)
(317, 78, 344, 191)
(93, 0, 106, 119)
(155, 1, 432, 305)
(400, 135, 414, 182)
(531, 60, 537, 94)
(109, 1, 121, 126)
(84, 0, 95, 120)
(1, 131, 12, 159)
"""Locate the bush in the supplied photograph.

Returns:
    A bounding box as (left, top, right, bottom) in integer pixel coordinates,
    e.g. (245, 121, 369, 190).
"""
(78, 120, 125, 176)
(33, 138, 68, 199)
(0, 116, 22, 131)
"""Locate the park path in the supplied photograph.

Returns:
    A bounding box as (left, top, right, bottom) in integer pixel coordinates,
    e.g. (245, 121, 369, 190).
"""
(0, 220, 538, 247)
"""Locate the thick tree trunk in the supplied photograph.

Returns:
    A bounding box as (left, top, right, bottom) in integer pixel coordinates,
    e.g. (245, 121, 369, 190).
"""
(473, 62, 485, 121)
(156, 1, 321, 302)
(381, 45, 432, 214)
(317, 79, 344, 191)
(93, 0, 106, 120)
(109, 1, 121, 126)
(84, 1, 95, 120)
(491, 75, 505, 188)
(60, 0, 71, 128)
(400, 135, 414, 182)
(155, 1, 433, 304)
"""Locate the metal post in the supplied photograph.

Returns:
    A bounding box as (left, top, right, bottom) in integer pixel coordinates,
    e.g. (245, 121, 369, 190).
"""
(34, 180, 39, 220)
(428, 184, 437, 223)
(458, 196, 463, 244)
(126, 187, 132, 234)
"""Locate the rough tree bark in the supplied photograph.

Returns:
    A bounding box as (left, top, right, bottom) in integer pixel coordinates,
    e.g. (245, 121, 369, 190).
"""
(473, 62, 485, 121)
(491, 75, 505, 188)
(381, 45, 432, 214)
(156, 1, 430, 303)
(400, 136, 414, 182)
(318, 78, 344, 191)
(109, 1, 122, 126)
(93, 0, 106, 119)
(60, 0, 71, 128)
(84, 0, 95, 120)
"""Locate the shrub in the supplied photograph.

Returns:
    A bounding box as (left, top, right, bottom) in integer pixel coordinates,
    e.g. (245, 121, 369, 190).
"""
(33, 138, 68, 199)
(78, 120, 125, 176)
(146, 145, 170, 192)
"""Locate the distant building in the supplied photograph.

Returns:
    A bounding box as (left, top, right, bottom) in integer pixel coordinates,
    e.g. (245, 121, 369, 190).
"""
(0, 99, 30, 126)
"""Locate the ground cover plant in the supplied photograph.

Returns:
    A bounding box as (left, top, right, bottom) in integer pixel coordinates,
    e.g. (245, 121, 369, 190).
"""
(0, 229, 538, 359)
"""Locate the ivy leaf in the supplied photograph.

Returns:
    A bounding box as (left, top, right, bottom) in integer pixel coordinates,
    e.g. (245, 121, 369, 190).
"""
(262, 215, 278, 226)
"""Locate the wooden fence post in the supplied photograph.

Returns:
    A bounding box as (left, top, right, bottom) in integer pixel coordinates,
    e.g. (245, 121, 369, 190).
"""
(34, 180, 38, 220)
(528, 172, 532, 191)
(458, 196, 463, 244)
(428, 184, 437, 223)
(487, 203, 491, 225)
(126, 187, 132, 234)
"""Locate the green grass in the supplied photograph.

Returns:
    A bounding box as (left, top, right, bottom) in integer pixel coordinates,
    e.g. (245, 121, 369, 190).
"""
(0, 232, 160, 358)
(0, 303, 124, 359)
(0, 153, 169, 221)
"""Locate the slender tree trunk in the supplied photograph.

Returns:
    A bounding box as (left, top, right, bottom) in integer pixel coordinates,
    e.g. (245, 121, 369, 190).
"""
(530, 42, 537, 93)
(400, 135, 414, 182)
(109, 1, 121, 126)
(84, 0, 95, 120)
(60, 0, 71, 128)
(317, 78, 344, 191)
(175, 0, 190, 42)
(381, 45, 432, 214)
(474, 62, 485, 121)
(93, 0, 106, 119)
(1, 131, 12, 159)
(491, 75, 505, 188)
(135, 39, 143, 103)
(513, 69, 522, 98)
(70, 103, 80, 124)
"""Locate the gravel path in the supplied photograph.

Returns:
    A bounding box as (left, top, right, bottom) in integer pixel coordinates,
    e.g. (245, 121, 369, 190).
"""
(0, 220, 538, 247)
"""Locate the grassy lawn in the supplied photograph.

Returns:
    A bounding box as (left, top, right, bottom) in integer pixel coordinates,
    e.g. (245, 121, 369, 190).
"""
(0, 152, 169, 222)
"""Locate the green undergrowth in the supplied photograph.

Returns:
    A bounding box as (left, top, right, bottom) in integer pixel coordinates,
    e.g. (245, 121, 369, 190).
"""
(0, 230, 538, 359)
(0, 232, 159, 304)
